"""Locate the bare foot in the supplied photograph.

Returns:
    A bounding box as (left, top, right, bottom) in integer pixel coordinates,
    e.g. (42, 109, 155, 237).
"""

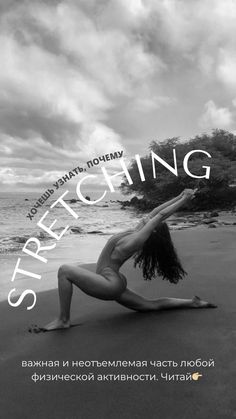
(192, 295, 217, 309)
(28, 318, 71, 333)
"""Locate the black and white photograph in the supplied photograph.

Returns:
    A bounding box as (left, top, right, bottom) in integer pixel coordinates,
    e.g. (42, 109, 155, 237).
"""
(0, 1, 235, 418)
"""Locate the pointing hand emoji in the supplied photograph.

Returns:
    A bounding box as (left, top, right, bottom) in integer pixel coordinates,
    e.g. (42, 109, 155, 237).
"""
(192, 372, 203, 381)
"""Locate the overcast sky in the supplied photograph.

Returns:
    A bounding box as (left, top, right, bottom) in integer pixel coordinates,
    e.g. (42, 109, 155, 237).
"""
(0, 0, 236, 193)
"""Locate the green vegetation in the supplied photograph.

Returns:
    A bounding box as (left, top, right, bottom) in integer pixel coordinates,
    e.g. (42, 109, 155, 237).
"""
(120, 130, 236, 211)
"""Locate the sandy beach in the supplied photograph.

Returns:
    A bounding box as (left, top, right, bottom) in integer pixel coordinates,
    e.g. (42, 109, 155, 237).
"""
(0, 226, 235, 419)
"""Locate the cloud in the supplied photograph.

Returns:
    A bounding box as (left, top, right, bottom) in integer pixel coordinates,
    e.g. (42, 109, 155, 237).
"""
(0, 0, 168, 189)
(217, 48, 236, 89)
(1, 0, 236, 190)
(199, 100, 233, 129)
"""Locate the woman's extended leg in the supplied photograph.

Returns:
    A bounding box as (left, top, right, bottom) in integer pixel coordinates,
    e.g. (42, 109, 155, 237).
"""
(29, 264, 126, 332)
(115, 288, 217, 312)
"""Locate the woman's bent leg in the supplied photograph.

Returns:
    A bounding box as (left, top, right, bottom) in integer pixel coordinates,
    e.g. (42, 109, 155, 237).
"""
(30, 264, 126, 332)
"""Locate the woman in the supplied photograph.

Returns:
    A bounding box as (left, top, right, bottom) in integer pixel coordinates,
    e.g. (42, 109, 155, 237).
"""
(30, 188, 217, 333)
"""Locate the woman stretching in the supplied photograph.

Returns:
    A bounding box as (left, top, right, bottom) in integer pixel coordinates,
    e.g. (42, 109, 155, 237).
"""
(30, 189, 217, 333)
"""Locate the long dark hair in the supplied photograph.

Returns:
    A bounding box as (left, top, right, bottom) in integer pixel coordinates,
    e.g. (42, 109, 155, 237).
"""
(133, 222, 187, 284)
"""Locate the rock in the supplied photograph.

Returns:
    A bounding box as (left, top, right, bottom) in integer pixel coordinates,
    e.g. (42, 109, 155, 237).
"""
(13, 236, 28, 243)
(130, 196, 139, 205)
(70, 227, 83, 233)
(202, 218, 218, 224)
(174, 217, 188, 222)
(87, 230, 103, 234)
(188, 218, 201, 223)
(210, 211, 219, 217)
(120, 200, 131, 207)
(208, 223, 217, 228)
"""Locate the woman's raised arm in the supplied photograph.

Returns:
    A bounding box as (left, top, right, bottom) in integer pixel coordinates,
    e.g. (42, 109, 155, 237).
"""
(134, 189, 196, 243)
(134, 193, 183, 231)
(147, 192, 183, 219)
(134, 188, 198, 231)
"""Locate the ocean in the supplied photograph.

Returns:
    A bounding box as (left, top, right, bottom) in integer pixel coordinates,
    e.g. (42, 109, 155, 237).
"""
(0, 192, 140, 256)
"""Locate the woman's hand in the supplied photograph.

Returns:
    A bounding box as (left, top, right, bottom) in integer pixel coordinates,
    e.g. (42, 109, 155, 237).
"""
(181, 188, 198, 200)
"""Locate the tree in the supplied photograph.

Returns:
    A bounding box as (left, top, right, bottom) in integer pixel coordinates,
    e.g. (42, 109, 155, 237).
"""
(120, 130, 236, 211)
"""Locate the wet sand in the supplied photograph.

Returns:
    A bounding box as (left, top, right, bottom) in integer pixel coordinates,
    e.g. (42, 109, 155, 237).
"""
(0, 227, 235, 419)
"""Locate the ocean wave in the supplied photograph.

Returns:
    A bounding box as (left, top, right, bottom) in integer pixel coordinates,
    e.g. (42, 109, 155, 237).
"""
(0, 225, 98, 254)
(0, 231, 56, 254)
(0, 200, 137, 254)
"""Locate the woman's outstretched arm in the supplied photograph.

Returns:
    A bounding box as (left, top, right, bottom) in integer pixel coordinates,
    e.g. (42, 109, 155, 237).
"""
(134, 189, 196, 244)
(135, 189, 198, 231)
(148, 192, 183, 219)
(117, 190, 196, 256)
(135, 193, 183, 230)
